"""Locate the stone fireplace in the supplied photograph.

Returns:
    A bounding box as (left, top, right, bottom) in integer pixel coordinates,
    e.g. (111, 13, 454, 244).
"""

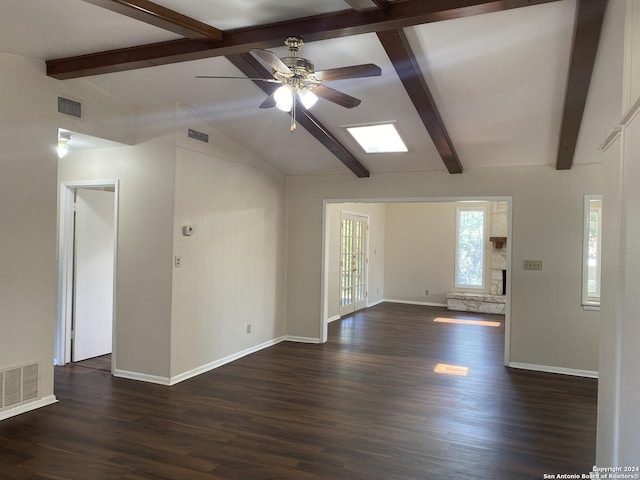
(490, 201, 508, 296)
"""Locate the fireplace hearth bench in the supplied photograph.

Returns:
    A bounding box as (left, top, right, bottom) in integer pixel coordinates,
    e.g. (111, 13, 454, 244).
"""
(446, 292, 506, 315)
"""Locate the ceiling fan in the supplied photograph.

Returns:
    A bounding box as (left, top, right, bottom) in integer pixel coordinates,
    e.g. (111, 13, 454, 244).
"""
(197, 36, 381, 131)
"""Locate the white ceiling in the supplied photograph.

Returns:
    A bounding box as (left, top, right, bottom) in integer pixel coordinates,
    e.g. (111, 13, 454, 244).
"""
(0, 0, 580, 176)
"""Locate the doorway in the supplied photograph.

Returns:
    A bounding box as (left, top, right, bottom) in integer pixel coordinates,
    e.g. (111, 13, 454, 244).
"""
(321, 197, 513, 365)
(56, 181, 118, 368)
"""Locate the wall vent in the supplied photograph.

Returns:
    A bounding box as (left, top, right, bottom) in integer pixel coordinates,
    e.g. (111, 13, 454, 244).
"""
(22, 364, 39, 402)
(58, 96, 82, 118)
(3, 368, 21, 407)
(0, 362, 39, 410)
(188, 128, 209, 143)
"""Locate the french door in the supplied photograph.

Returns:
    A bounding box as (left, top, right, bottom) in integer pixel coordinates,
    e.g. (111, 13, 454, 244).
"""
(340, 213, 368, 316)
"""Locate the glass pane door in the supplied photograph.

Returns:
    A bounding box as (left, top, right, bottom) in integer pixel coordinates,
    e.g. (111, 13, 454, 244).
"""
(340, 214, 368, 315)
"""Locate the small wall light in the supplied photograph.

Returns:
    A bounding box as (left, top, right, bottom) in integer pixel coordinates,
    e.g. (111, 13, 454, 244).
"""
(57, 132, 71, 158)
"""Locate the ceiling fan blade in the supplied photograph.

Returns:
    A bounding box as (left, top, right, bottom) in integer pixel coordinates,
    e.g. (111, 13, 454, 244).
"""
(313, 85, 361, 109)
(195, 75, 280, 83)
(314, 63, 381, 82)
(259, 94, 277, 109)
(250, 49, 292, 75)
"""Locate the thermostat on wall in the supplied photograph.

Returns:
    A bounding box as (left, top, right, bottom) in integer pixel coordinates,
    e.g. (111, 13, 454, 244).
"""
(183, 225, 193, 236)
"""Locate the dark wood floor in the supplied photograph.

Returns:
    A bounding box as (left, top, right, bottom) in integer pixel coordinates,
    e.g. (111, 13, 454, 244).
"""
(0, 303, 597, 479)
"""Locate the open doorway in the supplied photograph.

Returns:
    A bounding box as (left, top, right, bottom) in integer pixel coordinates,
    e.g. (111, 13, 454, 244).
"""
(321, 198, 512, 365)
(56, 181, 118, 370)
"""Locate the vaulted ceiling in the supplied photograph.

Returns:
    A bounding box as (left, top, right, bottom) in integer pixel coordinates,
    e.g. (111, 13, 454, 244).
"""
(0, 0, 607, 177)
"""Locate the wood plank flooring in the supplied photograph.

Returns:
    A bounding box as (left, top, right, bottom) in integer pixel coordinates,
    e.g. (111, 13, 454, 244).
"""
(0, 303, 597, 479)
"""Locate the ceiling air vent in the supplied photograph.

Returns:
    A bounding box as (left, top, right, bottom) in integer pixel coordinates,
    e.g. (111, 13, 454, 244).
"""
(188, 128, 209, 144)
(58, 96, 82, 118)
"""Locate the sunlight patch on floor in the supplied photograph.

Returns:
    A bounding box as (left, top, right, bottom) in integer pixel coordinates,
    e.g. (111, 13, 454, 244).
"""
(434, 317, 501, 327)
(434, 363, 469, 376)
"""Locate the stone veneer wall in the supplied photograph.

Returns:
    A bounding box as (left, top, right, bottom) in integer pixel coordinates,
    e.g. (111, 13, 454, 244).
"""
(446, 292, 506, 314)
(490, 201, 508, 295)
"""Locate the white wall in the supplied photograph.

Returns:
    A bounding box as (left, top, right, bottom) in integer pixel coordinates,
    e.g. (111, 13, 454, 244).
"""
(616, 106, 640, 464)
(598, 134, 623, 466)
(58, 112, 176, 380)
(623, 0, 640, 109)
(286, 165, 602, 372)
(591, 0, 640, 466)
(0, 53, 138, 416)
(55, 78, 134, 147)
(170, 107, 287, 380)
(0, 54, 58, 413)
(384, 202, 458, 305)
(59, 104, 289, 384)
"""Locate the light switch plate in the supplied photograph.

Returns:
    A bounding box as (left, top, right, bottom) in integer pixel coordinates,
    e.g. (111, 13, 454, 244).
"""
(523, 259, 542, 271)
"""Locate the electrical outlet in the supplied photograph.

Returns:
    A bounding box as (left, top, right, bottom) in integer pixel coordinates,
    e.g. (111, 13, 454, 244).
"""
(246, 324, 251, 334)
(174, 256, 181, 267)
(523, 259, 542, 271)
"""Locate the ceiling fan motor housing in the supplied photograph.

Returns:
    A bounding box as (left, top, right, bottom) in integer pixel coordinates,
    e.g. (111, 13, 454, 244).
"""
(282, 56, 315, 77)
(284, 36, 304, 51)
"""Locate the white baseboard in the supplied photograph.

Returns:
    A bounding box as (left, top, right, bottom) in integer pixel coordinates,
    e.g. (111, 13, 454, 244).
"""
(0, 395, 58, 421)
(168, 336, 288, 386)
(115, 335, 321, 386)
(114, 370, 171, 386)
(366, 299, 386, 308)
(383, 299, 448, 308)
(327, 300, 446, 324)
(508, 362, 598, 379)
(285, 336, 321, 344)
(161, 336, 319, 385)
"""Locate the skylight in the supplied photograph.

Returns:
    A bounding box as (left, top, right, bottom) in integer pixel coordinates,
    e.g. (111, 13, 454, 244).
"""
(346, 123, 408, 154)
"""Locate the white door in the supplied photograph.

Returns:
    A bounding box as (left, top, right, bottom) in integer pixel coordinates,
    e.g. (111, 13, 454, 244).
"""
(340, 213, 368, 316)
(72, 188, 115, 361)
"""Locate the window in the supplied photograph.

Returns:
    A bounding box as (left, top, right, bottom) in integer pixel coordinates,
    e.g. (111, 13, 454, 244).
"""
(582, 195, 602, 308)
(455, 207, 486, 289)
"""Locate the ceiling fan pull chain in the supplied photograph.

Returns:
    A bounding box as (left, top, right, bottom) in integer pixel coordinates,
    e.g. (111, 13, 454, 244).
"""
(291, 91, 297, 132)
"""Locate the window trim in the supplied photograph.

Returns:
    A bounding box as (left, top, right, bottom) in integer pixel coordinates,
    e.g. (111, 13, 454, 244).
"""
(455, 205, 487, 290)
(582, 194, 602, 310)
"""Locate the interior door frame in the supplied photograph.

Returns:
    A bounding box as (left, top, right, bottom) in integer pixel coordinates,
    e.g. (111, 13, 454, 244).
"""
(321, 196, 513, 367)
(56, 180, 119, 369)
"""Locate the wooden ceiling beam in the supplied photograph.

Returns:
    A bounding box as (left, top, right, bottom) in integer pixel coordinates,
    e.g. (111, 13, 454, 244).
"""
(377, 29, 462, 174)
(47, 0, 561, 79)
(344, 0, 390, 14)
(81, 0, 222, 40)
(556, 0, 608, 170)
(225, 53, 370, 178)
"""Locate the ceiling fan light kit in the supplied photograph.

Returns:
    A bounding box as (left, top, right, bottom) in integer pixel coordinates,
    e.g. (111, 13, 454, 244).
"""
(298, 88, 318, 109)
(274, 85, 318, 112)
(274, 85, 293, 112)
(197, 35, 381, 132)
